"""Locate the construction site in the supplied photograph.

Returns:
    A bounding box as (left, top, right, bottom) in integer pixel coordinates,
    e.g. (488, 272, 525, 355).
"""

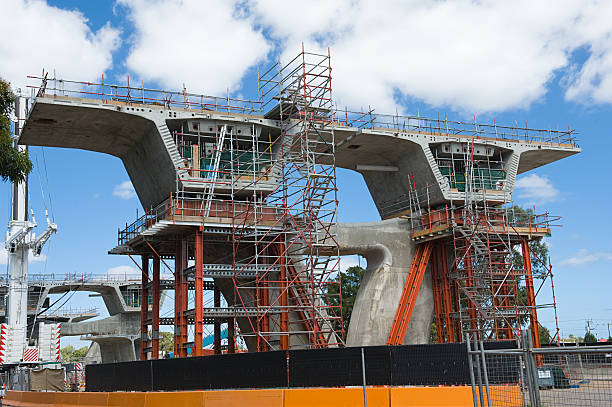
(3, 48, 611, 407)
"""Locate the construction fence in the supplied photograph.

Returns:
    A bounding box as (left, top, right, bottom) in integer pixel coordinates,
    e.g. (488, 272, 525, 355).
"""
(86, 342, 515, 392)
(468, 332, 612, 407)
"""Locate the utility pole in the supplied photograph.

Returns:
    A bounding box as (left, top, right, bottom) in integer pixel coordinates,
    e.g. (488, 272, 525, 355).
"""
(585, 319, 591, 334)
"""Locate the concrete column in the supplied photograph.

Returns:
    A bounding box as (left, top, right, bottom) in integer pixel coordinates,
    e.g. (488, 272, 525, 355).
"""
(337, 218, 434, 346)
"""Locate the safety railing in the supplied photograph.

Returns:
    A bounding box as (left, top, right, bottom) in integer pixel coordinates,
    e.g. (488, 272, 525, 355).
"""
(118, 194, 284, 245)
(26, 75, 263, 115)
(409, 205, 558, 237)
(331, 108, 578, 146)
(0, 273, 142, 284)
(40, 307, 99, 317)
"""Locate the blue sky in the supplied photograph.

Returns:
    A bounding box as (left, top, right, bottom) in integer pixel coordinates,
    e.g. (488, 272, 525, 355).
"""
(1, 1, 612, 346)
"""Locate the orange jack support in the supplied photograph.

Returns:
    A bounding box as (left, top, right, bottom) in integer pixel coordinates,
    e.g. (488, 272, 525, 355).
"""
(194, 229, 204, 356)
(387, 241, 434, 345)
(522, 238, 541, 348)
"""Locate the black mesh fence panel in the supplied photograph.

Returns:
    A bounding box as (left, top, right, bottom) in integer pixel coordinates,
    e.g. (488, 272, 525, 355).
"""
(86, 342, 517, 391)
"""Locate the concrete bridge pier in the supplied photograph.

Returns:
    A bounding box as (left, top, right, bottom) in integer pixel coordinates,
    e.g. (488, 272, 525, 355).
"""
(338, 219, 434, 346)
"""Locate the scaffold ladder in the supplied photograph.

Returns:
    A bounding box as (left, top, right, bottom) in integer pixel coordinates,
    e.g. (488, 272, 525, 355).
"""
(204, 125, 227, 217)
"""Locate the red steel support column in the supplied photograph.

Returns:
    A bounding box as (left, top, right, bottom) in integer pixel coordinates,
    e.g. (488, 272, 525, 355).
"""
(181, 240, 189, 355)
(439, 242, 455, 342)
(262, 278, 270, 351)
(279, 244, 289, 350)
(431, 245, 444, 343)
(227, 317, 236, 354)
(174, 241, 183, 357)
(194, 229, 204, 356)
(140, 256, 149, 360)
(152, 256, 160, 359)
(522, 238, 541, 348)
(214, 287, 221, 354)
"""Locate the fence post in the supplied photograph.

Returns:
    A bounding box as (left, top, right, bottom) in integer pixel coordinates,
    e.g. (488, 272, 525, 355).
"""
(478, 340, 492, 407)
(522, 330, 541, 407)
(472, 335, 486, 407)
(466, 334, 480, 407)
(361, 347, 367, 407)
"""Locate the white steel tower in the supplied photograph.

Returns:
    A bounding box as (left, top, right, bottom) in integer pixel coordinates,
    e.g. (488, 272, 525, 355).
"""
(2, 95, 57, 364)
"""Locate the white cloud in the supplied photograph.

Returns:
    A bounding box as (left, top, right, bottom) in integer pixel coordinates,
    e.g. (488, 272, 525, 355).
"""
(0, 0, 120, 91)
(0, 246, 47, 265)
(117, 0, 271, 94)
(105, 265, 140, 277)
(515, 174, 559, 204)
(340, 255, 364, 272)
(559, 249, 612, 267)
(112, 181, 136, 199)
(247, 0, 612, 113)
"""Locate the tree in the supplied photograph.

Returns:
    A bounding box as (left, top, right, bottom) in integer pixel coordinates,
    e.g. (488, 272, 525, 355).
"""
(584, 331, 597, 343)
(539, 325, 552, 345)
(159, 331, 174, 354)
(509, 205, 550, 275)
(60, 345, 89, 362)
(0, 78, 32, 183)
(429, 323, 438, 343)
(326, 265, 365, 334)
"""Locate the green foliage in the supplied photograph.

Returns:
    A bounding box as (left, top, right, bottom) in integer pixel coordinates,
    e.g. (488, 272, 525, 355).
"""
(539, 325, 552, 345)
(429, 323, 438, 343)
(60, 345, 89, 362)
(159, 331, 174, 354)
(584, 331, 597, 343)
(326, 265, 365, 334)
(0, 78, 32, 183)
(509, 205, 550, 276)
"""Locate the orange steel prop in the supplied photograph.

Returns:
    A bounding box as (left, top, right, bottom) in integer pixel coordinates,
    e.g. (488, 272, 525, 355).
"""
(521, 238, 541, 348)
(387, 241, 433, 345)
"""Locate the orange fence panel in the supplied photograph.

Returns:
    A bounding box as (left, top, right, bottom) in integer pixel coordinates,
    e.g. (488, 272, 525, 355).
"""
(284, 388, 389, 407)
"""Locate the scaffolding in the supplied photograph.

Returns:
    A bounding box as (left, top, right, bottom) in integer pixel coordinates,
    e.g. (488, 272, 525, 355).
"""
(385, 138, 561, 348)
(25, 47, 569, 355)
(92, 47, 344, 358)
